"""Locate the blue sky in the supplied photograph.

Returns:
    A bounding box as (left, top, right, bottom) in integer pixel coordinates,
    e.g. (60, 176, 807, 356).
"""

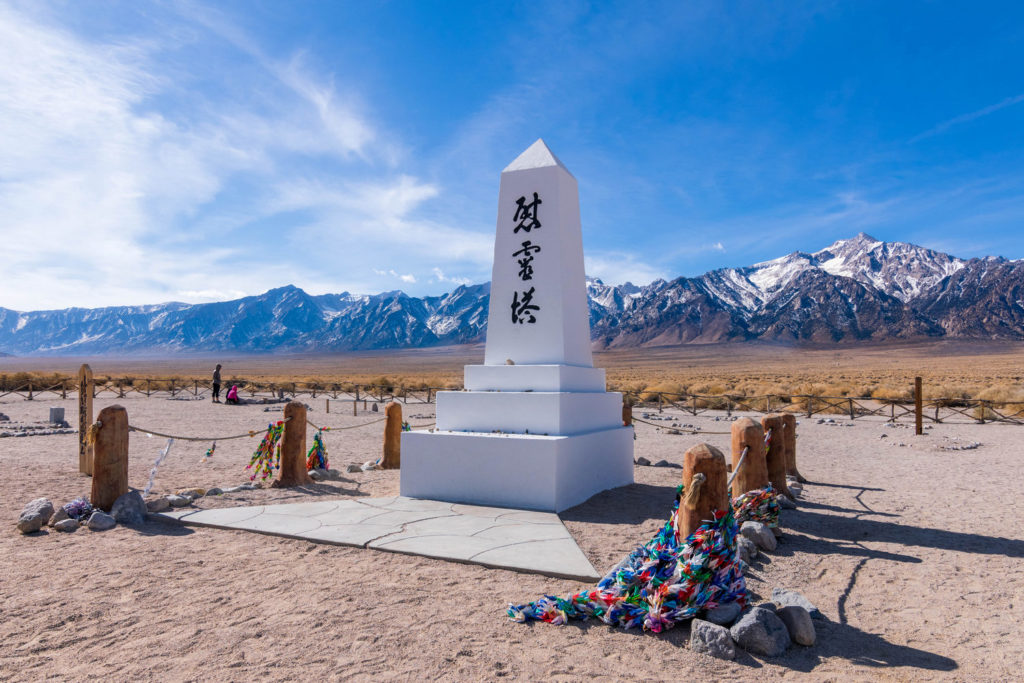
(2, 1, 1023, 310)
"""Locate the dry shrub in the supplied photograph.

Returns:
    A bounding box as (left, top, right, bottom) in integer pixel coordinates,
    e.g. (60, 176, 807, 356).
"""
(640, 381, 687, 402)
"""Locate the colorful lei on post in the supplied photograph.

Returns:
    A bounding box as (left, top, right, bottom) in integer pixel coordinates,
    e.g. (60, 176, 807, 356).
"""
(305, 429, 329, 471)
(507, 487, 747, 632)
(246, 422, 284, 481)
(731, 484, 780, 528)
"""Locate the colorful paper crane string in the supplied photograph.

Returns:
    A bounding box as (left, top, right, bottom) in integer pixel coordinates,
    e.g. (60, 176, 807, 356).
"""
(507, 487, 747, 632)
(731, 484, 780, 528)
(246, 422, 284, 481)
(200, 441, 216, 463)
(305, 429, 329, 471)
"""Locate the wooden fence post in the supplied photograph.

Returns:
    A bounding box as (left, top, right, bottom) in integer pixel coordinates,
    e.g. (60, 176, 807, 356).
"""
(848, 398, 855, 420)
(915, 376, 923, 435)
(781, 413, 805, 483)
(806, 397, 813, 418)
(274, 402, 312, 487)
(91, 405, 128, 511)
(78, 364, 94, 476)
(761, 414, 792, 499)
(678, 444, 728, 539)
(381, 401, 402, 469)
(622, 396, 632, 427)
(326, 398, 330, 414)
(730, 417, 768, 499)
(353, 399, 357, 416)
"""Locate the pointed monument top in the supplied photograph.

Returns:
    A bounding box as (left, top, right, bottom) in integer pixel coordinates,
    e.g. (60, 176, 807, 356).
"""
(502, 138, 575, 177)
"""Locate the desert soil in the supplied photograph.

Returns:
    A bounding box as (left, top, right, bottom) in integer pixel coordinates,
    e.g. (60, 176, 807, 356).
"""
(1, 393, 1022, 681)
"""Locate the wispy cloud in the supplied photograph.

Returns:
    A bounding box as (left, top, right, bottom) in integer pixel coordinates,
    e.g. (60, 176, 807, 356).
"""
(910, 93, 1024, 143)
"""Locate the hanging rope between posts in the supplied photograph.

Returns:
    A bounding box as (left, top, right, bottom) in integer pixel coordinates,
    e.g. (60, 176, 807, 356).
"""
(306, 417, 387, 432)
(727, 446, 749, 490)
(630, 416, 732, 434)
(126, 417, 290, 442)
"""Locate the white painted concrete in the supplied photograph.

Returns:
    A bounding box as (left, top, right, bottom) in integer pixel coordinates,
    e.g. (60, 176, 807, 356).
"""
(463, 364, 606, 392)
(436, 390, 623, 435)
(401, 426, 634, 512)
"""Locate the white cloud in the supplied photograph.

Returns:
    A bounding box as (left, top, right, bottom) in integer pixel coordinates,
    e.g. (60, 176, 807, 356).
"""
(432, 268, 473, 286)
(584, 253, 667, 286)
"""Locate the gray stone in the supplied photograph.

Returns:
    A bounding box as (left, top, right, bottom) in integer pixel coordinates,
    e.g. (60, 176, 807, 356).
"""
(87, 511, 116, 531)
(166, 494, 191, 508)
(741, 521, 777, 552)
(771, 526, 783, 538)
(372, 403, 379, 412)
(704, 601, 742, 626)
(689, 618, 735, 660)
(49, 407, 65, 425)
(346, 464, 362, 473)
(324, 469, 342, 480)
(361, 461, 378, 472)
(54, 518, 79, 532)
(238, 483, 256, 490)
(730, 607, 791, 657)
(309, 469, 324, 481)
(653, 459, 671, 468)
(110, 491, 147, 525)
(146, 497, 171, 513)
(778, 495, 797, 509)
(777, 605, 816, 646)
(220, 486, 242, 493)
(17, 498, 55, 534)
(737, 536, 758, 563)
(635, 456, 651, 466)
(771, 588, 821, 619)
(49, 506, 70, 527)
(788, 482, 803, 497)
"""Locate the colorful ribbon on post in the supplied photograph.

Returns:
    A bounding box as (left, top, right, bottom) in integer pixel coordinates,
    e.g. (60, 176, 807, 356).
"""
(246, 422, 284, 481)
(305, 429, 329, 471)
(507, 487, 747, 631)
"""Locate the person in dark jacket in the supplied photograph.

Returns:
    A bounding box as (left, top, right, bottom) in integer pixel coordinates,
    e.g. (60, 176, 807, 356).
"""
(212, 364, 222, 402)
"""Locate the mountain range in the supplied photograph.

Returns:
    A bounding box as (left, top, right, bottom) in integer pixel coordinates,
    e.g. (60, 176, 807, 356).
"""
(1, 233, 1022, 356)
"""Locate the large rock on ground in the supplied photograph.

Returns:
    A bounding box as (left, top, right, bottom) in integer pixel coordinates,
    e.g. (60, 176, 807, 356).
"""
(704, 601, 742, 626)
(110, 491, 147, 525)
(772, 588, 821, 619)
(48, 506, 70, 527)
(53, 518, 79, 532)
(741, 521, 777, 552)
(166, 495, 191, 508)
(730, 607, 791, 657)
(145, 497, 170, 513)
(689, 619, 736, 660)
(777, 605, 816, 646)
(87, 511, 116, 531)
(17, 498, 54, 534)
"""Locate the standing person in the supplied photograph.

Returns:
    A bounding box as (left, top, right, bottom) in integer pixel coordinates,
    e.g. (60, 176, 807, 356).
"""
(212, 364, 222, 403)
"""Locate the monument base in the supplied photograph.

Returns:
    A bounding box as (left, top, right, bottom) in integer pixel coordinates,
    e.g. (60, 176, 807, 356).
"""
(400, 426, 634, 512)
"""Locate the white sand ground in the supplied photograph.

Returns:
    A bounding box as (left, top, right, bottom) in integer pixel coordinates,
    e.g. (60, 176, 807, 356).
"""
(1, 393, 1022, 681)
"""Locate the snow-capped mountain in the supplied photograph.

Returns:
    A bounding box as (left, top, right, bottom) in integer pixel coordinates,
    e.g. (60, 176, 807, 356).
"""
(1, 234, 1022, 356)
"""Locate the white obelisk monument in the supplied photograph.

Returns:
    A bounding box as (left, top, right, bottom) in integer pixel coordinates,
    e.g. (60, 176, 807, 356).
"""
(401, 139, 634, 512)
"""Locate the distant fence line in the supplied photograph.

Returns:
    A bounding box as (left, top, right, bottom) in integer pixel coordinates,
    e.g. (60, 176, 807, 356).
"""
(1, 375, 1021, 425)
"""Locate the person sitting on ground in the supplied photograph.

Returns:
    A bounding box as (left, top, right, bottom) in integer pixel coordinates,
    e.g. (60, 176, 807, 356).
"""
(225, 385, 240, 405)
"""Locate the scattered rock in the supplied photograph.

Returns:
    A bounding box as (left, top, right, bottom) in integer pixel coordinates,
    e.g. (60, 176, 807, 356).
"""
(704, 601, 742, 626)
(219, 486, 242, 493)
(737, 536, 758, 563)
(771, 588, 821, 618)
(635, 456, 651, 466)
(653, 459, 671, 468)
(730, 607, 791, 657)
(177, 488, 205, 500)
(49, 506, 70, 527)
(87, 511, 116, 531)
(166, 494, 191, 508)
(205, 487, 223, 496)
(879, 433, 888, 439)
(787, 482, 803, 497)
(778, 495, 797, 509)
(53, 518, 79, 532)
(111, 491, 147, 525)
(146, 497, 171, 513)
(777, 605, 816, 646)
(17, 498, 54, 534)
(309, 469, 324, 481)
(323, 469, 342, 480)
(361, 460, 378, 472)
(690, 619, 736, 660)
(741, 521, 777, 552)
(238, 483, 256, 491)
(346, 464, 362, 473)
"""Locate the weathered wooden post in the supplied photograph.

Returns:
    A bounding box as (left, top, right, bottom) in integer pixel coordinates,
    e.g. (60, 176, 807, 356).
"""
(622, 396, 632, 427)
(381, 401, 402, 469)
(678, 443, 728, 539)
(353, 399, 357, 416)
(915, 376, 923, 436)
(781, 412, 805, 483)
(274, 402, 312, 487)
(78, 364, 94, 475)
(730, 417, 767, 499)
(761, 414, 792, 498)
(90, 405, 128, 511)
(326, 398, 330, 414)
(848, 398, 855, 420)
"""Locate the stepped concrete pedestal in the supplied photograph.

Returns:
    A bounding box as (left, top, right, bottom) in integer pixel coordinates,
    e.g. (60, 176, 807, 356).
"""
(400, 140, 633, 512)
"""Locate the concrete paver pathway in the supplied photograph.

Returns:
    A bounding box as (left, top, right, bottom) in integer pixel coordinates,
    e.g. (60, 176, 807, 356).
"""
(159, 496, 600, 581)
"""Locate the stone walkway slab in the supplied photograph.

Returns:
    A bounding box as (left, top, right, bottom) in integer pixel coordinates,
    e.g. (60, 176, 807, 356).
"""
(159, 496, 600, 581)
